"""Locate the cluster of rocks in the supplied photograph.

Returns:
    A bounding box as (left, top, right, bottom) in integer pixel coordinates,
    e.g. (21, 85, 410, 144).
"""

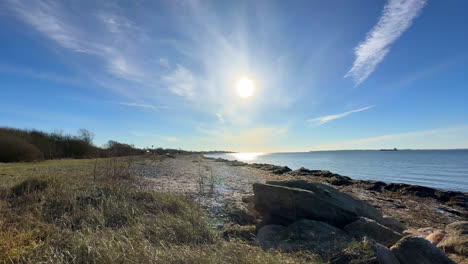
(284, 167, 467, 208)
(215, 157, 467, 209)
(365, 181, 467, 208)
(246, 180, 465, 264)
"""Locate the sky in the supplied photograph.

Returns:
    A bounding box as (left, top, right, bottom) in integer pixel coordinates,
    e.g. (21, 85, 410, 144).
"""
(1, 0, 467, 152)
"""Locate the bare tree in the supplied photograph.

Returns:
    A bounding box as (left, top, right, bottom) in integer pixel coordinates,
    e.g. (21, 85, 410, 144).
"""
(77, 129, 94, 145)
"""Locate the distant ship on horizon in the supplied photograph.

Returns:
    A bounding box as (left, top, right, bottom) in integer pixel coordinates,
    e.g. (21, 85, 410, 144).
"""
(380, 148, 398, 151)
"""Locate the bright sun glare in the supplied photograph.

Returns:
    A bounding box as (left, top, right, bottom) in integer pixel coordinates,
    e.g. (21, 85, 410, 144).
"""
(236, 77, 255, 98)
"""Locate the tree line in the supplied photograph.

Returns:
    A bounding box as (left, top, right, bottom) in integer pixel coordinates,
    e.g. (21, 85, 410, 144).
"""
(0, 127, 147, 162)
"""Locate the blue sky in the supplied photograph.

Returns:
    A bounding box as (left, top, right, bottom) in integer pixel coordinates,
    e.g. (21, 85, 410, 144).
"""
(1, 0, 467, 152)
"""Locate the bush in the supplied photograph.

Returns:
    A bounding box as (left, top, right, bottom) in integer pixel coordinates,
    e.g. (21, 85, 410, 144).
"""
(11, 179, 48, 196)
(0, 127, 146, 162)
(0, 135, 43, 162)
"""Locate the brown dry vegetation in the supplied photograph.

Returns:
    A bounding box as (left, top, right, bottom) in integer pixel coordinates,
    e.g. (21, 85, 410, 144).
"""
(0, 156, 328, 264)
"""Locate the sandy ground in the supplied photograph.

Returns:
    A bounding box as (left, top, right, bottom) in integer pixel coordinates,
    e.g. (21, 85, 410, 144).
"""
(133, 154, 266, 225)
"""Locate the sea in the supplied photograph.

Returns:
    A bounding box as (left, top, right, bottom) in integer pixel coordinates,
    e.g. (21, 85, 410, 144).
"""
(204, 150, 468, 192)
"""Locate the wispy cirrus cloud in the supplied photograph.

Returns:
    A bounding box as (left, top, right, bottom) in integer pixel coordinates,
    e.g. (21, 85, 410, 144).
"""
(161, 65, 195, 97)
(345, 0, 426, 86)
(116, 102, 169, 110)
(307, 105, 375, 126)
(215, 113, 224, 123)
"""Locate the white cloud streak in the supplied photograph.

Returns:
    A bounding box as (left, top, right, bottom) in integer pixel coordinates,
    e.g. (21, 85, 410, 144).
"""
(216, 113, 224, 123)
(161, 65, 195, 97)
(307, 105, 375, 126)
(116, 102, 169, 110)
(345, 0, 426, 86)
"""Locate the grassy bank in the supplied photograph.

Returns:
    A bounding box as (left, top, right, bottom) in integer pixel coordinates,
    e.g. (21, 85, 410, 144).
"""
(0, 156, 323, 263)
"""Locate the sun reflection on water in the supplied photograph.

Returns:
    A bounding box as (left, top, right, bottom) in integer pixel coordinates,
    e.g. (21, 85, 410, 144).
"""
(229, 152, 263, 161)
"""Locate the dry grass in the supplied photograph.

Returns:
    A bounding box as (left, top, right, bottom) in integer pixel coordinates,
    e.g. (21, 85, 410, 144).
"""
(0, 156, 323, 264)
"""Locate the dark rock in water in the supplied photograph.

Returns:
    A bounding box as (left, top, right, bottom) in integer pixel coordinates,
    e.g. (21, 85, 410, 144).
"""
(271, 166, 292, 174)
(288, 167, 351, 179)
(382, 183, 467, 208)
(287, 167, 319, 176)
(438, 221, 468, 256)
(250, 163, 292, 174)
(391, 236, 456, 264)
(253, 180, 383, 227)
(344, 217, 403, 247)
(326, 176, 353, 186)
(367, 181, 388, 192)
(257, 219, 349, 256)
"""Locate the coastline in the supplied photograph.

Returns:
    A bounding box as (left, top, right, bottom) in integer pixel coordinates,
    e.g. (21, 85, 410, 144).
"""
(203, 156, 467, 229)
(205, 150, 468, 192)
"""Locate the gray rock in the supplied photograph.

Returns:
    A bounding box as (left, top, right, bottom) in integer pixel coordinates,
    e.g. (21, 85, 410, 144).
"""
(372, 241, 400, 264)
(382, 216, 407, 233)
(391, 236, 456, 264)
(253, 180, 383, 227)
(344, 217, 403, 247)
(438, 221, 468, 256)
(256, 225, 288, 250)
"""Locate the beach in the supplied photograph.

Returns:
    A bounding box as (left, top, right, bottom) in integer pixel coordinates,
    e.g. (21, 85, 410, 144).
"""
(132, 154, 467, 230)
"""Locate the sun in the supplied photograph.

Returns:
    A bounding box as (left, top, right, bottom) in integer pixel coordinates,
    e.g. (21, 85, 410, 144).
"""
(236, 77, 255, 98)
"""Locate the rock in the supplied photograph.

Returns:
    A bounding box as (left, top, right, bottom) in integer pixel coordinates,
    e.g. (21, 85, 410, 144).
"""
(382, 183, 467, 208)
(288, 168, 353, 182)
(445, 221, 468, 234)
(438, 221, 468, 256)
(271, 166, 292, 174)
(367, 181, 387, 192)
(382, 216, 407, 233)
(372, 241, 401, 264)
(426, 231, 446, 246)
(256, 225, 288, 250)
(326, 176, 354, 186)
(241, 195, 254, 204)
(403, 229, 426, 237)
(249, 163, 292, 174)
(418, 227, 438, 236)
(257, 219, 349, 256)
(253, 180, 383, 227)
(391, 236, 456, 264)
(344, 217, 403, 247)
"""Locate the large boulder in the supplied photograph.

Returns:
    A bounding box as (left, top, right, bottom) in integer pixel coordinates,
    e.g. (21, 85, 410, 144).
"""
(372, 241, 401, 264)
(391, 236, 456, 264)
(438, 221, 468, 256)
(256, 225, 288, 250)
(382, 216, 407, 233)
(253, 180, 383, 227)
(257, 219, 349, 256)
(344, 217, 403, 247)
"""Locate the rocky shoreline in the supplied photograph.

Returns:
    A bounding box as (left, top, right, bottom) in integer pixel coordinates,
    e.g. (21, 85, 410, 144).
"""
(209, 157, 467, 226)
(135, 155, 466, 263)
(207, 156, 467, 263)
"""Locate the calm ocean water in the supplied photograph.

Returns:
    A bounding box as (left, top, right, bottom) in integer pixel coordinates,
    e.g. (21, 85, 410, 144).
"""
(205, 150, 468, 192)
